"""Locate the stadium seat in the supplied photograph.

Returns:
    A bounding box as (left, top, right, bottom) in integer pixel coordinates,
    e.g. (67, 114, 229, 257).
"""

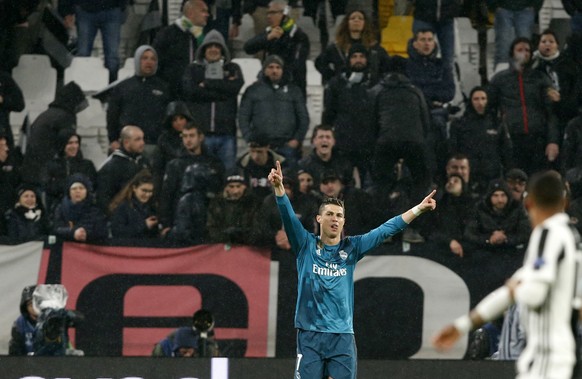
(12, 54, 57, 105)
(306, 60, 322, 86)
(117, 57, 135, 81)
(231, 57, 262, 93)
(64, 57, 109, 93)
(381, 16, 414, 58)
(77, 98, 106, 129)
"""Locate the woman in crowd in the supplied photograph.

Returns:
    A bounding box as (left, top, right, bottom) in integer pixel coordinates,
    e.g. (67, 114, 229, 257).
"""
(4, 185, 49, 240)
(315, 8, 390, 83)
(109, 170, 165, 239)
(52, 173, 107, 242)
(45, 129, 97, 214)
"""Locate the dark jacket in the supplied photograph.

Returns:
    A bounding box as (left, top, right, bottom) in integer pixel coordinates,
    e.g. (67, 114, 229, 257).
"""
(181, 30, 244, 137)
(0, 71, 25, 148)
(167, 163, 215, 244)
(532, 51, 580, 125)
(107, 46, 170, 144)
(238, 73, 309, 146)
(487, 66, 560, 142)
(413, 0, 461, 22)
(298, 149, 354, 187)
(449, 106, 513, 184)
(243, 24, 310, 93)
(207, 189, 260, 244)
(152, 24, 203, 98)
(562, 0, 582, 14)
(429, 180, 475, 247)
(160, 150, 225, 227)
(22, 82, 87, 185)
(53, 174, 108, 242)
(8, 285, 37, 356)
(45, 129, 97, 213)
(0, 149, 22, 230)
(371, 72, 430, 145)
(315, 40, 391, 83)
(562, 115, 582, 171)
(96, 148, 151, 210)
(464, 180, 530, 249)
(322, 70, 376, 152)
(395, 40, 455, 104)
(110, 198, 159, 239)
(237, 149, 286, 200)
(5, 203, 49, 241)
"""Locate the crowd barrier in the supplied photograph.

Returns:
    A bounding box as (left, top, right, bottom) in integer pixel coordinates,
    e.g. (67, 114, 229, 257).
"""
(0, 238, 525, 359)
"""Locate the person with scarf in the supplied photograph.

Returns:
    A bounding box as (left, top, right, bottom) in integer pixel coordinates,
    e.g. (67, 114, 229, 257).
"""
(53, 173, 107, 242)
(152, 0, 209, 98)
(243, 0, 310, 95)
(4, 185, 48, 241)
(532, 29, 580, 139)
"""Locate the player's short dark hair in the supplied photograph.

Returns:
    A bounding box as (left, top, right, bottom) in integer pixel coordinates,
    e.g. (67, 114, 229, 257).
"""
(318, 197, 345, 216)
(526, 170, 566, 209)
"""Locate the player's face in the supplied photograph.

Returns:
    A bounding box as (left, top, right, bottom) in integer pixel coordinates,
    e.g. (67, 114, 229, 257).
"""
(317, 204, 345, 239)
(490, 190, 508, 211)
(313, 130, 335, 155)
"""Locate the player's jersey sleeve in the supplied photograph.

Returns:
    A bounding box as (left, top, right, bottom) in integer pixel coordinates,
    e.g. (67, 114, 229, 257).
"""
(521, 227, 563, 285)
(351, 215, 407, 260)
(276, 194, 310, 256)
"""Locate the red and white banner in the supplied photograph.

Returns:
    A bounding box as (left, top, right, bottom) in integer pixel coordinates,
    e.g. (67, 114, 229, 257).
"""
(41, 243, 275, 357)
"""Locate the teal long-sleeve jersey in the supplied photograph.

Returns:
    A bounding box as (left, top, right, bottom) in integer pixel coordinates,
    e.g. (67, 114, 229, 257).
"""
(276, 193, 408, 334)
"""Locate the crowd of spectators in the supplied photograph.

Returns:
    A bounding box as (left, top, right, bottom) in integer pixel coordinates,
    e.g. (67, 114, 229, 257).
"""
(2, 1, 582, 275)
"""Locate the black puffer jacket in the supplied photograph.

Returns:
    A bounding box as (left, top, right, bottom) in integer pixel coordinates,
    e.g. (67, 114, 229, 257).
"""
(181, 30, 244, 137)
(487, 67, 559, 142)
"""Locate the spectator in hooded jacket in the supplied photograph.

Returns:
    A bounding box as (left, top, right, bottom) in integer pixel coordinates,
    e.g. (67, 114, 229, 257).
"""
(152, 101, 194, 191)
(109, 170, 164, 239)
(152, 0, 209, 98)
(182, 30, 244, 172)
(412, 0, 460, 70)
(44, 129, 97, 215)
(97, 125, 151, 210)
(4, 184, 48, 241)
(238, 55, 309, 166)
(8, 285, 38, 355)
(106, 45, 170, 160)
(315, 8, 390, 83)
(532, 29, 580, 138)
(244, 0, 310, 94)
(322, 43, 378, 186)
(159, 122, 224, 228)
(488, 37, 560, 175)
(53, 173, 108, 242)
(449, 86, 513, 194)
(0, 70, 25, 149)
(21, 82, 88, 186)
(464, 178, 530, 252)
(207, 171, 260, 245)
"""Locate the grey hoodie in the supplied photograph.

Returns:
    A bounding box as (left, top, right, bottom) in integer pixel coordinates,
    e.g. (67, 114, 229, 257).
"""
(194, 30, 231, 63)
(134, 45, 158, 76)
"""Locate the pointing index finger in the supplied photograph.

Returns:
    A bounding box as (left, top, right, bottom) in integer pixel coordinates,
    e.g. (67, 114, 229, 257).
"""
(276, 160, 282, 174)
(426, 189, 436, 199)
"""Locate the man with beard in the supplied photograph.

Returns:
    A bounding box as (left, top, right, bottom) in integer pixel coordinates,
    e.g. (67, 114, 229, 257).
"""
(322, 43, 377, 187)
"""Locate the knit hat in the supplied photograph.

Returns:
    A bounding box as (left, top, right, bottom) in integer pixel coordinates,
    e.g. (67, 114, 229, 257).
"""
(16, 184, 38, 200)
(65, 173, 93, 195)
(348, 43, 368, 59)
(263, 54, 284, 69)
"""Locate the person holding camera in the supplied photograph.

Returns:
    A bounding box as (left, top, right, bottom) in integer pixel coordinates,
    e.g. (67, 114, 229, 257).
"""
(243, 0, 310, 95)
(181, 30, 244, 172)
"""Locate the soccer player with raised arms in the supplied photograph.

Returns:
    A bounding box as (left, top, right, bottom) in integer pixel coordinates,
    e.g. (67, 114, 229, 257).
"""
(433, 170, 581, 378)
(268, 161, 436, 378)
